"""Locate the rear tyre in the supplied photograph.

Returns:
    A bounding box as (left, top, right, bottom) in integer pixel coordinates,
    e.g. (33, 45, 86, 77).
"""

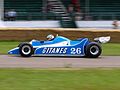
(85, 43, 102, 58)
(19, 43, 33, 57)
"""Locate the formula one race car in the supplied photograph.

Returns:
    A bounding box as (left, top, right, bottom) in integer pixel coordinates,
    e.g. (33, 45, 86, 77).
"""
(8, 35, 110, 58)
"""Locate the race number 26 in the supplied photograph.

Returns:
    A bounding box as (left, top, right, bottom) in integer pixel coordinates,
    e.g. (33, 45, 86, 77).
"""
(71, 48, 81, 54)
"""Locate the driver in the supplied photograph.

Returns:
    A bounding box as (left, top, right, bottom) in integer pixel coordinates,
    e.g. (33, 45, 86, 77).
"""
(47, 34, 55, 41)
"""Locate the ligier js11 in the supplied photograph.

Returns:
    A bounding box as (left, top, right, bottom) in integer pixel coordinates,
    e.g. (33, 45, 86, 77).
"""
(8, 35, 110, 58)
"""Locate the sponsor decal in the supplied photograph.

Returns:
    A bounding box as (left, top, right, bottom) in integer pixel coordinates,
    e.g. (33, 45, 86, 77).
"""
(42, 47, 82, 54)
(42, 47, 67, 54)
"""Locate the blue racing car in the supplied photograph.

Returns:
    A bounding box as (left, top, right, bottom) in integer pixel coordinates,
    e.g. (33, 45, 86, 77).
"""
(8, 35, 110, 58)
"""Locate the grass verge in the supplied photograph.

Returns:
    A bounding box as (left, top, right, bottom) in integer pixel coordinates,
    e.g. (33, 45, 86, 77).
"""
(102, 43, 120, 56)
(0, 41, 120, 55)
(0, 41, 19, 54)
(0, 68, 120, 90)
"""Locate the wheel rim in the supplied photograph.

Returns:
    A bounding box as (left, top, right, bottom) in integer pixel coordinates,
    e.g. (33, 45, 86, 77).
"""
(90, 45, 99, 55)
(22, 45, 31, 55)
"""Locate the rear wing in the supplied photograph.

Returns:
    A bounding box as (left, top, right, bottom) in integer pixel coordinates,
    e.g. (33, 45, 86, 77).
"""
(94, 36, 111, 43)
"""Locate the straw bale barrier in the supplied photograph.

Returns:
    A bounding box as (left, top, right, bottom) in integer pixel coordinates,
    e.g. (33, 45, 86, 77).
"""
(0, 28, 120, 43)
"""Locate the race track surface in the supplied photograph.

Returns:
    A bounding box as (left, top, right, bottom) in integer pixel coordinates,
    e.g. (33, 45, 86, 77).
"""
(0, 55, 120, 68)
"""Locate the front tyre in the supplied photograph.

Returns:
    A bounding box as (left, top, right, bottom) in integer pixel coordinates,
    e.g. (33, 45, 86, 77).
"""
(19, 43, 33, 57)
(85, 42, 102, 58)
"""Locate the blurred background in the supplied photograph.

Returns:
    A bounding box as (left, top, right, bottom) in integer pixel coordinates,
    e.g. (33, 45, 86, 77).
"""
(0, 0, 120, 28)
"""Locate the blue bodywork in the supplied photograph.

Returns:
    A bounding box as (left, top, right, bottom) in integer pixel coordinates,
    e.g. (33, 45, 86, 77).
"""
(8, 36, 91, 56)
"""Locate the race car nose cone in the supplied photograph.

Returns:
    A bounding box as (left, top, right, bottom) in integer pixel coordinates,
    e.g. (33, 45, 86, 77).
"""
(8, 47, 20, 55)
(8, 51, 12, 54)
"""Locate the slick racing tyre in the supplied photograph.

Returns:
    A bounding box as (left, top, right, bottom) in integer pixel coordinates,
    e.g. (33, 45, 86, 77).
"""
(19, 43, 33, 57)
(85, 42, 102, 58)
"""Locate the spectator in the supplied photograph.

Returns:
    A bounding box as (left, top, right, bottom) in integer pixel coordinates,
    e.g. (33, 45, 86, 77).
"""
(112, 20, 119, 29)
(71, 0, 80, 12)
(75, 12, 83, 21)
(68, 0, 81, 20)
(68, 4, 74, 13)
(6, 9, 17, 21)
(67, 4, 75, 20)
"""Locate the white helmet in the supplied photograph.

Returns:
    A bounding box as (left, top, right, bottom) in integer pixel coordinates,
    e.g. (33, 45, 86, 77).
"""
(47, 34, 54, 40)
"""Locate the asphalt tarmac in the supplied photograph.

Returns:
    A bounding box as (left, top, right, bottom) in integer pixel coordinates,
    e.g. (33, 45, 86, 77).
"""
(0, 55, 120, 68)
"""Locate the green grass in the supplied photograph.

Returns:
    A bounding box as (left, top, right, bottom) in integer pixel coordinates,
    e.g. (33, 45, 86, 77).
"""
(102, 43, 120, 56)
(0, 41, 120, 55)
(0, 68, 120, 90)
(0, 41, 20, 54)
